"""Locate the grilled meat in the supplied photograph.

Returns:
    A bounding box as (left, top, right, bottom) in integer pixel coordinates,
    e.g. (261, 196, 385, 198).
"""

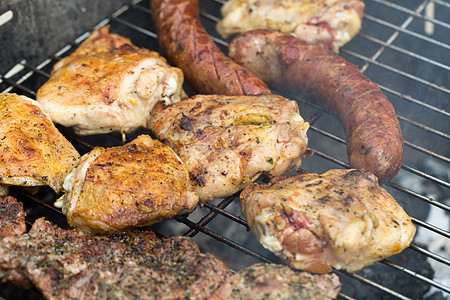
(0, 93, 80, 193)
(150, 0, 271, 95)
(211, 263, 341, 299)
(0, 196, 26, 238)
(0, 218, 231, 299)
(56, 134, 198, 234)
(217, 0, 364, 52)
(36, 25, 185, 137)
(240, 169, 416, 273)
(229, 29, 404, 183)
(0, 216, 343, 299)
(148, 94, 309, 202)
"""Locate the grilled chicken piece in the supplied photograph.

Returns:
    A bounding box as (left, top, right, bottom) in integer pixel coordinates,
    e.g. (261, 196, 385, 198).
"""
(211, 263, 341, 299)
(0, 93, 80, 193)
(0, 218, 232, 298)
(36, 25, 185, 137)
(0, 196, 26, 238)
(148, 94, 309, 202)
(217, 0, 364, 52)
(56, 134, 198, 233)
(241, 169, 416, 273)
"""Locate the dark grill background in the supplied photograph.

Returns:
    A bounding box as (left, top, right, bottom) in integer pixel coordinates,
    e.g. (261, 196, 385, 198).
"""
(0, 0, 449, 299)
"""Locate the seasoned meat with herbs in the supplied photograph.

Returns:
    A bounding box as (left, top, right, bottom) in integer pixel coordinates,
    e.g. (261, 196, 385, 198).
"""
(210, 263, 341, 299)
(217, 0, 364, 52)
(0, 218, 231, 299)
(148, 94, 309, 202)
(240, 169, 416, 273)
(0, 93, 80, 193)
(0, 196, 26, 238)
(56, 134, 198, 234)
(36, 25, 185, 138)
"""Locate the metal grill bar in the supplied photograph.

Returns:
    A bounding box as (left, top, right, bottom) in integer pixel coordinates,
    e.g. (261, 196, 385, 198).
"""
(1, 0, 449, 299)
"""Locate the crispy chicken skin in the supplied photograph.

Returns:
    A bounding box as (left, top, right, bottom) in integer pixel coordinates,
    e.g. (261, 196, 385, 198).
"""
(148, 94, 309, 202)
(57, 135, 198, 234)
(36, 25, 185, 137)
(217, 0, 365, 52)
(0, 93, 80, 193)
(240, 169, 416, 273)
(210, 263, 341, 299)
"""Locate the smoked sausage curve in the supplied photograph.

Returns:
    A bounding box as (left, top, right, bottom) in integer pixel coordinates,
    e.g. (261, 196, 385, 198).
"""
(150, 0, 271, 95)
(229, 29, 403, 183)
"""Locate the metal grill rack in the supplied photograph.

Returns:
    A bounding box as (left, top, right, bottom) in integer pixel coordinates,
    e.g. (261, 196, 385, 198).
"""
(0, 0, 449, 299)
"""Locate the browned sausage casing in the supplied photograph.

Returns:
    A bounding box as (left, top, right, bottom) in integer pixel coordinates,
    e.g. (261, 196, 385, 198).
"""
(229, 30, 403, 183)
(150, 0, 270, 95)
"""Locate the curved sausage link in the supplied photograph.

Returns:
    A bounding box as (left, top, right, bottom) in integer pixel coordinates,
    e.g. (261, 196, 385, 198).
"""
(150, 0, 271, 95)
(229, 30, 403, 183)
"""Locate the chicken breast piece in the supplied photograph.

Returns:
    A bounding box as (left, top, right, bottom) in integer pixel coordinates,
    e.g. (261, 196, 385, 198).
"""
(210, 263, 341, 299)
(148, 94, 310, 202)
(36, 25, 185, 137)
(0, 93, 80, 193)
(217, 0, 365, 52)
(240, 169, 416, 273)
(57, 134, 199, 234)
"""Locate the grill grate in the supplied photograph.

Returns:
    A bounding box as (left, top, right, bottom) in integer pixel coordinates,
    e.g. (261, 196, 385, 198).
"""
(1, 0, 449, 299)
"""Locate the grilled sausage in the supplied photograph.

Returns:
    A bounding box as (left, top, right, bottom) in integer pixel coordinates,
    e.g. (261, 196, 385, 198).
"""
(229, 30, 403, 183)
(150, 0, 270, 95)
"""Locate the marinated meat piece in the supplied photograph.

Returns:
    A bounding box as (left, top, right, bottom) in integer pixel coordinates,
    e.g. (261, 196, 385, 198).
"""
(229, 29, 403, 183)
(0, 218, 232, 299)
(148, 94, 309, 202)
(217, 0, 365, 52)
(210, 263, 341, 299)
(0, 196, 26, 238)
(56, 135, 199, 234)
(0, 93, 80, 193)
(150, 0, 271, 95)
(240, 169, 416, 273)
(36, 25, 185, 137)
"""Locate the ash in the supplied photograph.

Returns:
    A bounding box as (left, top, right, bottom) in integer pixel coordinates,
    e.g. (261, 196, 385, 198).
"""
(398, 158, 450, 300)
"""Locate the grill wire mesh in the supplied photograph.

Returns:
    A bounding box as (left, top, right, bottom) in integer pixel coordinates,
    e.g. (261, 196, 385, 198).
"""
(0, 0, 449, 299)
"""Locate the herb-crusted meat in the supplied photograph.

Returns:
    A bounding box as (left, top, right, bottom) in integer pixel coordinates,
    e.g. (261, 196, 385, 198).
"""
(0, 196, 26, 238)
(0, 218, 231, 299)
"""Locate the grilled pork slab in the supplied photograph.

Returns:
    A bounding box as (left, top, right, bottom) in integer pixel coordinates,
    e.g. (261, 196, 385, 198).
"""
(36, 25, 185, 137)
(0, 196, 26, 238)
(148, 94, 310, 202)
(241, 169, 416, 273)
(217, 0, 364, 52)
(0, 217, 342, 299)
(57, 134, 199, 234)
(0, 218, 231, 299)
(211, 263, 341, 299)
(0, 93, 80, 193)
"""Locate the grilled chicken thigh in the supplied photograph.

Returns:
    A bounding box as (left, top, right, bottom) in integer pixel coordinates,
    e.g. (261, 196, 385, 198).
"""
(148, 94, 309, 202)
(0, 93, 80, 193)
(57, 135, 198, 233)
(217, 0, 364, 52)
(240, 169, 416, 273)
(36, 25, 185, 137)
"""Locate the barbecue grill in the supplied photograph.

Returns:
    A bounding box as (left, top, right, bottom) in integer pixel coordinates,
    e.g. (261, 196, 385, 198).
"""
(0, 0, 449, 299)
